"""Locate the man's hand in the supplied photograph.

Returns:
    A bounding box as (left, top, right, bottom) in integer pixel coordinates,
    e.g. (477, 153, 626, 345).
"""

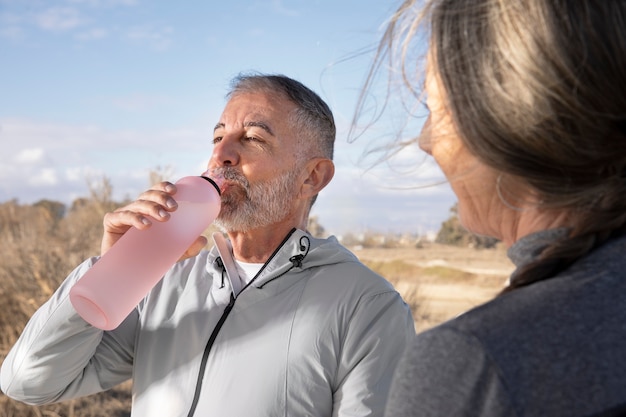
(100, 181, 208, 260)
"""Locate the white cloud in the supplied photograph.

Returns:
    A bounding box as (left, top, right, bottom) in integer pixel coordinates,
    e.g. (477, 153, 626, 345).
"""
(126, 25, 173, 51)
(65, 166, 88, 181)
(35, 7, 88, 31)
(2, 0, 170, 53)
(315, 152, 456, 235)
(28, 167, 59, 186)
(0, 118, 212, 206)
(1, 119, 106, 151)
(15, 148, 44, 163)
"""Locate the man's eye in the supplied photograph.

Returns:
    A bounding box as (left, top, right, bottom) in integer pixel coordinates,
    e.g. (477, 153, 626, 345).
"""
(213, 137, 223, 144)
(244, 136, 259, 142)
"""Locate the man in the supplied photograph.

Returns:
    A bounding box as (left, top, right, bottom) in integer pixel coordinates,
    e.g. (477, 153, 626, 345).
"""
(1, 74, 415, 416)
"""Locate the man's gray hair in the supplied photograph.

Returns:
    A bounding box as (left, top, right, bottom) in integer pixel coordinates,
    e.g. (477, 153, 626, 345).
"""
(227, 73, 336, 161)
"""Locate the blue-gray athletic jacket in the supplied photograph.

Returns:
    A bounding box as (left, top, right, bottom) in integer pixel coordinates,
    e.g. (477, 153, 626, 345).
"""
(385, 230, 626, 417)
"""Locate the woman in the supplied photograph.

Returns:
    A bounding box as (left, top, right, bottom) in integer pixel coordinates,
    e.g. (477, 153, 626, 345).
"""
(361, 0, 626, 416)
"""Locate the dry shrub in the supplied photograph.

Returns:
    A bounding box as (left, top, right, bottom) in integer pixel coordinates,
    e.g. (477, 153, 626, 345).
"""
(364, 259, 422, 282)
(421, 265, 477, 283)
(0, 384, 131, 417)
(0, 194, 132, 416)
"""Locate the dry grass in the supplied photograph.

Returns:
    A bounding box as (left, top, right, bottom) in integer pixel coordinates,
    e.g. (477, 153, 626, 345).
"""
(0, 198, 134, 417)
(357, 244, 513, 331)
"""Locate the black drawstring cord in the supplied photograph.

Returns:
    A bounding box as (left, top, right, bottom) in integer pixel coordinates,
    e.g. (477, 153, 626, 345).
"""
(215, 257, 225, 288)
(260, 235, 311, 288)
(289, 235, 311, 268)
(289, 254, 305, 268)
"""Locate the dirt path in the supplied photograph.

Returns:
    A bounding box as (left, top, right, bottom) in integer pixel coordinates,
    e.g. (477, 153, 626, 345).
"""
(354, 244, 514, 276)
(353, 243, 514, 331)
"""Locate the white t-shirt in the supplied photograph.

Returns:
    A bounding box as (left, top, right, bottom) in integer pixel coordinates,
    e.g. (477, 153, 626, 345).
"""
(234, 259, 264, 288)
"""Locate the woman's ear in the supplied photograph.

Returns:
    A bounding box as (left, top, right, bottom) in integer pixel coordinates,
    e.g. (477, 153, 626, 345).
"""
(299, 158, 335, 199)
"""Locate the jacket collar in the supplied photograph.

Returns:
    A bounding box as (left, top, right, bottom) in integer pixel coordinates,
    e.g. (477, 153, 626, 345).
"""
(207, 228, 311, 294)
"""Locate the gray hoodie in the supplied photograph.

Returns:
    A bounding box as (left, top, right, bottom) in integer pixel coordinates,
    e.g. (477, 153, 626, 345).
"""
(2, 228, 415, 416)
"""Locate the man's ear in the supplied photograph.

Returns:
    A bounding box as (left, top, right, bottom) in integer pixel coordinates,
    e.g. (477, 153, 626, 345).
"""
(299, 158, 335, 199)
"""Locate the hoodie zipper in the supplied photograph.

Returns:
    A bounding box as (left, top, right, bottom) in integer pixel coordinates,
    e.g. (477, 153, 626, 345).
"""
(185, 293, 235, 417)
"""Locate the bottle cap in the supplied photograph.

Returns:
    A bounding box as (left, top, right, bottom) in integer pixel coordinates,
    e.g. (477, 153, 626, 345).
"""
(200, 169, 225, 195)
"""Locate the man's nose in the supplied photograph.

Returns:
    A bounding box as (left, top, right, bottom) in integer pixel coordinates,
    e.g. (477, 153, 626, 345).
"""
(211, 138, 240, 167)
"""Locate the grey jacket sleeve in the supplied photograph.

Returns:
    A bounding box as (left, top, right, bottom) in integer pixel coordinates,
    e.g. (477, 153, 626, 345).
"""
(333, 290, 416, 417)
(0, 258, 137, 405)
(384, 327, 516, 417)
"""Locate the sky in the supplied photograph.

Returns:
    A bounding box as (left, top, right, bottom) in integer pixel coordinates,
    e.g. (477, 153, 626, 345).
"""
(0, 0, 457, 236)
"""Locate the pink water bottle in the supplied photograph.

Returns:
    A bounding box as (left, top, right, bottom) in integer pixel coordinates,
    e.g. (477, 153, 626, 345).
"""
(69, 175, 222, 330)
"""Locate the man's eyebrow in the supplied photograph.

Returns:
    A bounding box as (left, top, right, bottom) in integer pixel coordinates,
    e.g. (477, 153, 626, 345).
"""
(213, 121, 275, 136)
(244, 121, 274, 136)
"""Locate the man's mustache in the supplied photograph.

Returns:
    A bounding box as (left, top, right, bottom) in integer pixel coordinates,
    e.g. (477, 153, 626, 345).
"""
(212, 167, 249, 188)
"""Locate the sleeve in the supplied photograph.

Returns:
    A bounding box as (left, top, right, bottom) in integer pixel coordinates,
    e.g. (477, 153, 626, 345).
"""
(384, 326, 517, 417)
(333, 290, 416, 417)
(0, 258, 138, 405)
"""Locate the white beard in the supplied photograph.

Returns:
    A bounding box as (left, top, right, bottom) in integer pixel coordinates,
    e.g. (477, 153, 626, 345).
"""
(213, 165, 300, 233)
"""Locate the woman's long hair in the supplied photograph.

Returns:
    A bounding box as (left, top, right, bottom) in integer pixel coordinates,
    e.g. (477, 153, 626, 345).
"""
(360, 0, 626, 291)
